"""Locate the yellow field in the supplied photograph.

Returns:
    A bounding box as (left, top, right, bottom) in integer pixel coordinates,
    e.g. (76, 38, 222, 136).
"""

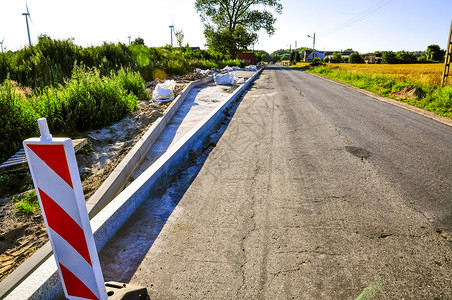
(331, 63, 445, 86)
(293, 63, 446, 86)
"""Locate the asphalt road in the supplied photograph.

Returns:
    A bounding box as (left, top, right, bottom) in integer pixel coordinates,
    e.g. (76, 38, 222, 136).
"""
(109, 66, 452, 299)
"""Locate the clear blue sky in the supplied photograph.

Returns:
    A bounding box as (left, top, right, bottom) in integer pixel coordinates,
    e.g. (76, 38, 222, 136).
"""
(1, 0, 451, 54)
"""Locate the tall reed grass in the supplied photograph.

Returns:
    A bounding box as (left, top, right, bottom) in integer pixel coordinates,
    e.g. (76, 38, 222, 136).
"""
(0, 36, 246, 162)
(0, 67, 141, 162)
(0, 36, 243, 90)
(0, 80, 39, 162)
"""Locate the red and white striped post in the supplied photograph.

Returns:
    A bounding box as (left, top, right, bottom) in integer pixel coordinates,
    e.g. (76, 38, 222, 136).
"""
(23, 118, 107, 300)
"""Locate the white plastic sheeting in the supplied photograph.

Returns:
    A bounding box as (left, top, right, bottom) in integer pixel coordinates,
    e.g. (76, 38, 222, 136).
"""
(248, 65, 258, 71)
(196, 68, 212, 75)
(222, 66, 242, 72)
(235, 77, 245, 84)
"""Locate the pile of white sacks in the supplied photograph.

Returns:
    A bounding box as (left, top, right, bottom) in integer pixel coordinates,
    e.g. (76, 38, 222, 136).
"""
(196, 65, 259, 85)
(152, 65, 259, 102)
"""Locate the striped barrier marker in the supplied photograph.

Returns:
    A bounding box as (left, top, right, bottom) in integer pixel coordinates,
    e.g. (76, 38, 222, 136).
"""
(23, 118, 107, 300)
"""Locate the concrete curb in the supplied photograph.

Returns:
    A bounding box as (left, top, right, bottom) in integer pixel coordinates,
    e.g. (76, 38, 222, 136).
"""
(0, 76, 213, 300)
(4, 69, 262, 300)
(304, 71, 452, 128)
(86, 75, 214, 218)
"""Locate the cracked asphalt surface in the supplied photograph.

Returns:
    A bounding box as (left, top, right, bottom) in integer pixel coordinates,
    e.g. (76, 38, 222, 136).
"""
(106, 66, 452, 299)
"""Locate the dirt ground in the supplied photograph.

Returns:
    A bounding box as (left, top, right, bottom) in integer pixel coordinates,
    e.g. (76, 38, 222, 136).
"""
(0, 72, 206, 281)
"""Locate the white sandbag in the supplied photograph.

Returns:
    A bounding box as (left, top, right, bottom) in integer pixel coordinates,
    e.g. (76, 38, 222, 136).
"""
(248, 65, 257, 71)
(215, 73, 234, 85)
(232, 66, 242, 71)
(222, 66, 233, 72)
(152, 80, 176, 102)
(235, 77, 245, 84)
(196, 68, 212, 75)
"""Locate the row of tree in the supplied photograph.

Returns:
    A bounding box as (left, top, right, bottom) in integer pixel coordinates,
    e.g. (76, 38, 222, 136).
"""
(266, 44, 446, 65)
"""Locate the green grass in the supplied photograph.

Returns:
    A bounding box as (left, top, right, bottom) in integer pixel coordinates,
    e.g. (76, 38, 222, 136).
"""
(14, 191, 40, 215)
(292, 64, 452, 119)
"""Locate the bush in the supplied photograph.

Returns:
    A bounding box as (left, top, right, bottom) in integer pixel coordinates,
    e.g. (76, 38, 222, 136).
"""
(36, 65, 138, 133)
(330, 52, 342, 63)
(310, 57, 324, 66)
(0, 66, 139, 162)
(113, 68, 148, 100)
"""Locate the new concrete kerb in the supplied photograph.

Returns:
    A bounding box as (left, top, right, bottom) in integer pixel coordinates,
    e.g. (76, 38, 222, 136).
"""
(4, 68, 262, 299)
(86, 75, 215, 218)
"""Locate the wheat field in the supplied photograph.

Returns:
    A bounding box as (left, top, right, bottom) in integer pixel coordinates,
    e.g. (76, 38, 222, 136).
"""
(327, 63, 445, 86)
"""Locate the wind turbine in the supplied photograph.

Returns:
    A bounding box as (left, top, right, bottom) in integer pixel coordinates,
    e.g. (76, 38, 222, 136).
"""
(22, 2, 32, 46)
(0, 38, 4, 53)
(128, 36, 131, 45)
(169, 15, 174, 47)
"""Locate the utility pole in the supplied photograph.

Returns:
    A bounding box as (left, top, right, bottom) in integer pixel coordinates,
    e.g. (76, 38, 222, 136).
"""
(442, 21, 452, 86)
(308, 33, 316, 60)
(289, 44, 291, 66)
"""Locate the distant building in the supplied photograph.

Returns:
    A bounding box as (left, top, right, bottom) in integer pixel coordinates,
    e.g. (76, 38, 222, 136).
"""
(280, 60, 290, 66)
(305, 50, 354, 61)
(364, 53, 382, 64)
(238, 53, 255, 64)
(305, 50, 326, 61)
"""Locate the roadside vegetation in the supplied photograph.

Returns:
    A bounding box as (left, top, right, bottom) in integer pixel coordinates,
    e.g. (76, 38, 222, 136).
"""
(13, 191, 40, 215)
(291, 62, 452, 119)
(0, 35, 246, 163)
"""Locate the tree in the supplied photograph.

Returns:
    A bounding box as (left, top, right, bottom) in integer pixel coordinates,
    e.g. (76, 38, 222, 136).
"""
(195, 0, 283, 56)
(131, 37, 145, 45)
(255, 50, 270, 62)
(330, 52, 342, 63)
(281, 53, 289, 61)
(396, 50, 416, 64)
(174, 29, 184, 48)
(290, 51, 295, 63)
(292, 51, 300, 64)
(381, 51, 398, 64)
(204, 25, 257, 55)
(426, 44, 445, 62)
(348, 52, 364, 63)
(417, 55, 428, 63)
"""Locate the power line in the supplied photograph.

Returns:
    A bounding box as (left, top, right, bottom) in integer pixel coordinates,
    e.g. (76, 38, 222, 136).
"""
(321, 0, 398, 36)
